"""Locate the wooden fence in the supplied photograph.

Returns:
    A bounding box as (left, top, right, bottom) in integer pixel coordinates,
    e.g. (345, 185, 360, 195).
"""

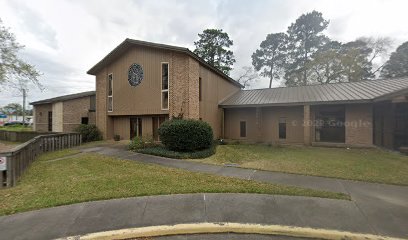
(0, 133, 82, 188)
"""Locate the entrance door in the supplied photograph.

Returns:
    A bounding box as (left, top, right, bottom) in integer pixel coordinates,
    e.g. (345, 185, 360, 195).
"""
(130, 117, 142, 140)
(152, 116, 167, 141)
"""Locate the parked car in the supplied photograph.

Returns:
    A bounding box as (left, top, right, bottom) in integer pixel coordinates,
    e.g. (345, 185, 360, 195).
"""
(4, 121, 29, 126)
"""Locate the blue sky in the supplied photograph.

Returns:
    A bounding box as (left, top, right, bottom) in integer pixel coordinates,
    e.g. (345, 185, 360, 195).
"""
(0, 0, 407, 107)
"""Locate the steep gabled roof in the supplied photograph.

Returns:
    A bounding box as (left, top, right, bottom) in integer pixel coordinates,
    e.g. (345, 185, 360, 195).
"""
(87, 38, 242, 88)
(220, 77, 408, 107)
(30, 91, 95, 106)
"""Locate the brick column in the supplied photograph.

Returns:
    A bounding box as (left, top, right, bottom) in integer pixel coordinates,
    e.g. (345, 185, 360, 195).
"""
(304, 105, 311, 146)
(187, 57, 200, 119)
(169, 54, 200, 120)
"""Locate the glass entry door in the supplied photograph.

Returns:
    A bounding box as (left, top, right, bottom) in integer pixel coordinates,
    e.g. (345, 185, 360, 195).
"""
(130, 117, 142, 140)
(152, 115, 167, 141)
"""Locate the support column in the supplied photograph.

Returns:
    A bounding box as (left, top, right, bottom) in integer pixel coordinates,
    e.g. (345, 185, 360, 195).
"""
(304, 105, 311, 146)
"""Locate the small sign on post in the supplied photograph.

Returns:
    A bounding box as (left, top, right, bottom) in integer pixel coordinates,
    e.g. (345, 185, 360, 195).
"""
(0, 156, 7, 171)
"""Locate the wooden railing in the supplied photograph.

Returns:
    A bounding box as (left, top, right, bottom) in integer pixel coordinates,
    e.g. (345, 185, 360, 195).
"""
(0, 133, 81, 188)
(0, 130, 55, 142)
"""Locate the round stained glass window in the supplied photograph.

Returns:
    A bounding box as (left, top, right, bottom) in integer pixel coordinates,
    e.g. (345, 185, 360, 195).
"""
(128, 64, 144, 87)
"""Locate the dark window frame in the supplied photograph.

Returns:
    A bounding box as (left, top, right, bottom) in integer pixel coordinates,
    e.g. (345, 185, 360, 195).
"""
(279, 117, 287, 139)
(48, 111, 52, 132)
(240, 121, 246, 138)
(107, 73, 113, 112)
(199, 77, 202, 101)
(161, 63, 169, 110)
(89, 95, 96, 112)
(81, 117, 89, 125)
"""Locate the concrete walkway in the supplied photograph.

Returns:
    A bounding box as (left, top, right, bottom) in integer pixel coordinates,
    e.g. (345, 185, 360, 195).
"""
(0, 194, 388, 240)
(83, 146, 408, 239)
(1, 146, 407, 240)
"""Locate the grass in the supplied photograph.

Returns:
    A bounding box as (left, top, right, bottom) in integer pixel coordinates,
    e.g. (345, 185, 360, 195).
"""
(0, 140, 22, 146)
(0, 125, 33, 132)
(0, 149, 348, 215)
(136, 145, 216, 159)
(198, 144, 408, 185)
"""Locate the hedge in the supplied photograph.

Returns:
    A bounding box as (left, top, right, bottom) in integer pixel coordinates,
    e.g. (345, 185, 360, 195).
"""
(158, 119, 213, 152)
(74, 124, 102, 142)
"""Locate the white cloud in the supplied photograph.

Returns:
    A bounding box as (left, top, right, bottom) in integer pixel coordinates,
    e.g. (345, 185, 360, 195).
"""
(0, 0, 407, 106)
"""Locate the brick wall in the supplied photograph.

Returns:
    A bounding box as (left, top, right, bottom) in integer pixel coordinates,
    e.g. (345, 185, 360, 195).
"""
(345, 104, 373, 146)
(169, 53, 189, 118)
(33, 104, 52, 132)
(187, 57, 200, 119)
(63, 96, 92, 132)
(167, 53, 200, 119)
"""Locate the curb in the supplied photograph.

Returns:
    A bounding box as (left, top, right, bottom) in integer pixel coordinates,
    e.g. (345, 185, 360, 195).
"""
(60, 222, 404, 240)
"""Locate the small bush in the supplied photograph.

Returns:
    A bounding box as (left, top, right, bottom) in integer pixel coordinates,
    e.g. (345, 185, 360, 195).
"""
(74, 124, 102, 142)
(128, 135, 157, 151)
(158, 119, 213, 152)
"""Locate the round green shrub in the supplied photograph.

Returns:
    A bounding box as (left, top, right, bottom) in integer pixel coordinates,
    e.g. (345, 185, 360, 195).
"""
(158, 119, 213, 152)
(74, 124, 102, 142)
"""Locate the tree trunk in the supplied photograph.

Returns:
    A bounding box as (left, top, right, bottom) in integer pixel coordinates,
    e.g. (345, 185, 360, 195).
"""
(269, 65, 274, 88)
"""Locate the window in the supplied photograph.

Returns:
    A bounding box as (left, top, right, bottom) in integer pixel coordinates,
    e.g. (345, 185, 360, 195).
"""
(240, 121, 246, 138)
(108, 73, 113, 112)
(279, 117, 286, 139)
(48, 111, 52, 132)
(161, 63, 169, 110)
(89, 95, 96, 112)
(199, 77, 202, 101)
(81, 117, 89, 125)
(315, 106, 345, 143)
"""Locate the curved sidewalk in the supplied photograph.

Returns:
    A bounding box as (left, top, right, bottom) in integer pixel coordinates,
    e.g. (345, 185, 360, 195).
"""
(84, 146, 408, 239)
(0, 193, 383, 240)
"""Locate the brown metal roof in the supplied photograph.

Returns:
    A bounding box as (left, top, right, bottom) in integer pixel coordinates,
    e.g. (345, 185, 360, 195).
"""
(220, 77, 408, 107)
(30, 91, 95, 105)
(87, 38, 243, 88)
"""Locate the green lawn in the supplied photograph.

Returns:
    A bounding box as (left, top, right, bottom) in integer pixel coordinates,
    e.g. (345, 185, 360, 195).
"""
(0, 140, 21, 146)
(0, 125, 33, 132)
(0, 149, 348, 215)
(198, 144, 408, 185)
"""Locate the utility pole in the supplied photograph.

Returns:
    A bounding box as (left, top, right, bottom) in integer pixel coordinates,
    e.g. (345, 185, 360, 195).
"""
(22, 89, 26, 125)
